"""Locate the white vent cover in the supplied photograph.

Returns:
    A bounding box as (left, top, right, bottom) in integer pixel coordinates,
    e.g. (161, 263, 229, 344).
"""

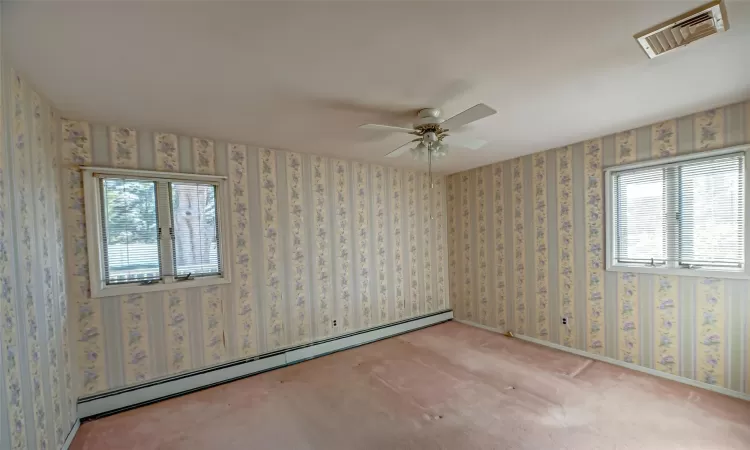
(635, 0, 729, 59)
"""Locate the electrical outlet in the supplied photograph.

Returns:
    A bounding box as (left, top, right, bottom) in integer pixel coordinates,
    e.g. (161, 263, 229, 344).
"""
(561, 317, 568, 325)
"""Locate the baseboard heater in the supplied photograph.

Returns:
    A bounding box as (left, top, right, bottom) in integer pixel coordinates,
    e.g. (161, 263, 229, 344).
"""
(78, 310, 453, 419)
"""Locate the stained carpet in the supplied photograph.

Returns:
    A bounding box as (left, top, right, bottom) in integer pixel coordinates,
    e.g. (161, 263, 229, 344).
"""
(72, 321, 750, 449)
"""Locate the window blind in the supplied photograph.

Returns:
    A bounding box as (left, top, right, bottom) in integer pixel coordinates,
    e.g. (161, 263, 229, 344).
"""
(169, 181, 221, 278)
(613, 152, 744, 269)
(100, 178, 161, 284)
(679, 154, 744, 268)
(614, 167, 668, 265)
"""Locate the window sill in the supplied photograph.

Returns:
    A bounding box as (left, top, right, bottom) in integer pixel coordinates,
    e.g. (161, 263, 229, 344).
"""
(90, 276, 231, 298)
(606, 264, 749, 280)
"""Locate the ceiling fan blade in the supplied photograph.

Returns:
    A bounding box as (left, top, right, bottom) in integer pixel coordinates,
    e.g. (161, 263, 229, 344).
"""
(441, 103, 497, 131)
(385, 140, 418, 158)
(443, 135, 488, 150)
(359, 124, 415, 134)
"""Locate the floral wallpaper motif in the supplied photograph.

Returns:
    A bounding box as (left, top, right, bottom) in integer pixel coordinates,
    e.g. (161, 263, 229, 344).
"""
(334, 160, 352, 331)
(17, 80, 49, 450)
(312, 156, 332, 336)
(584, 139, 604, 354)
(122, 294, 150, 382)
(373, 165, 389, 323)
(695, 109, 724, 151)
(230, 144, 257, 356)
(461, 172, 473, 320)
(447, 175, 458, 311)
(390, 168, 406, 319)
(556, 147, 575, 347)
(652, 120, 677, 158)
(35, 92, 64, 445)
(434, 176, 447, 311)
(532, 153, 549, 339)
(1, 70, 77, 449)
(31, 90, 56, 449)
(2, 71, 27, 450)
(407, 171, 419, 317)
(112, 127, 151, 384)
(512, 159, 525, 334)
(698, 280, 725, 386)
(155, 133, 191, 373)
(287, 152, 309, 344)
(193, 138, 215, 174)
(62, 118, 108, 394)
(616, 130, 639, 363)
(110, 127, 138, 168)
(616, 130, 636, 164)
(695, 110, 726, 386)
(422, 173, 434, 314)
(194, 139, 226, 362)
(165, 289, 190, 372)
(476, 168, 489, 324)
(260, 149, 284, 349)
(155, 132, 179, 171)
(492, 164, 506, 329)
(533, 154, 549, 339)
(654, 275, 679, 374)
(354, 162, 371, 328)
(202, 286, 225, 363)
(618, 273, 639, 364)
(51, 108, 77, 430)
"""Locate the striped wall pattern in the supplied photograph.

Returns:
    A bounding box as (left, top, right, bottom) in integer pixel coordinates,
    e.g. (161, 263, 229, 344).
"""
(59, 121, 450, 395)
(449, 100, 750, 397)
(0, 70, 77, 449)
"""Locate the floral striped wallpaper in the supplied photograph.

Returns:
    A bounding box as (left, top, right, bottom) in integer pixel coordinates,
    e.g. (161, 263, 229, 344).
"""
(59, 121, 450, 396)
(448, 100, 750, 397)
(0, 70, 77, 449)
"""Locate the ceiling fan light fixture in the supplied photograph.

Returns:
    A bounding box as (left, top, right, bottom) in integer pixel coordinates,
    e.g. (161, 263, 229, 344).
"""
(410, 148, 425, 161)
(431, 143, 448, 160)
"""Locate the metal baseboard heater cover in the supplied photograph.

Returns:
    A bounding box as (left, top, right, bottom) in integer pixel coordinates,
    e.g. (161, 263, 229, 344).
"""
(78, 310, 453, 419)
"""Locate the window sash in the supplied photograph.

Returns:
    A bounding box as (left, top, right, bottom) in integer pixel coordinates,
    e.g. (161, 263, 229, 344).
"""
(609, 148, 746, 274)
(83, 167, 229, 297)
(99, 177, 162, 285)
(677, 156, 744, 268)
(168, 182, 222, 279)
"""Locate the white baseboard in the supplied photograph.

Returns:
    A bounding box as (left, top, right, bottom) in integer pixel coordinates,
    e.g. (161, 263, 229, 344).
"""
(78, 310, 453, 419)
(454, 318, 750, 402)
(61, 419, 80, 450)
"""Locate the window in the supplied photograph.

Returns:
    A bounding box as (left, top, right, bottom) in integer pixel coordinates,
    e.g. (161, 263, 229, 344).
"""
(607, 147, 747, 278)
(83, 167, 230, 297)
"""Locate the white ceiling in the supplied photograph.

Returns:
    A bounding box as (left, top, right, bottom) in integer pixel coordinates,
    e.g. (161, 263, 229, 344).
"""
(4, 1, 750, 173)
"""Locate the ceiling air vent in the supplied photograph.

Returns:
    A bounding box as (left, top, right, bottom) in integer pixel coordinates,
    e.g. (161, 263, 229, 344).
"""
(635, 0, 729, 59)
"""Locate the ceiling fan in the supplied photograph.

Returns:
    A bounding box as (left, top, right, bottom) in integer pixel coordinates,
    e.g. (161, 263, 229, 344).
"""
(359, 103, 497, 159)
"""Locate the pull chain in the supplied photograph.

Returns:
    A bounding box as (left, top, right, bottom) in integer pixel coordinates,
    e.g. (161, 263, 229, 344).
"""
(428, 143, 434, 220)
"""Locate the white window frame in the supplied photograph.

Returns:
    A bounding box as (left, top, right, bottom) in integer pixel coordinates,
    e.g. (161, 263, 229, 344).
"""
(605, 145, 750, 279)
(82, 166, 232, 297)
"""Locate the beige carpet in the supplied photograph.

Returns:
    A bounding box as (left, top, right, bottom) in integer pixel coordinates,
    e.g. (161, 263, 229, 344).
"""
(72, 321, 750, 449)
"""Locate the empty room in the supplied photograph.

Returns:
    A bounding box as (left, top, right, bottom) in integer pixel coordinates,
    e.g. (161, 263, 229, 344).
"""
(1, 1, 749, 449)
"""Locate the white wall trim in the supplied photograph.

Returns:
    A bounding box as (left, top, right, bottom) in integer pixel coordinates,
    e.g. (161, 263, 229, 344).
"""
(454, 319, 750, 402)
(61, 420, 80, 450)
(78, 310, 453, 419)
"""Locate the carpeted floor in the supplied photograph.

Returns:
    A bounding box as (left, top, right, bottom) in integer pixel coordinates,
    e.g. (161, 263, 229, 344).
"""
(71, 321, 750, 449)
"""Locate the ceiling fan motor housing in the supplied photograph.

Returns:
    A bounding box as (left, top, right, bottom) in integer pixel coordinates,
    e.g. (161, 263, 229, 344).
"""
(415, 108, 444, 126)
